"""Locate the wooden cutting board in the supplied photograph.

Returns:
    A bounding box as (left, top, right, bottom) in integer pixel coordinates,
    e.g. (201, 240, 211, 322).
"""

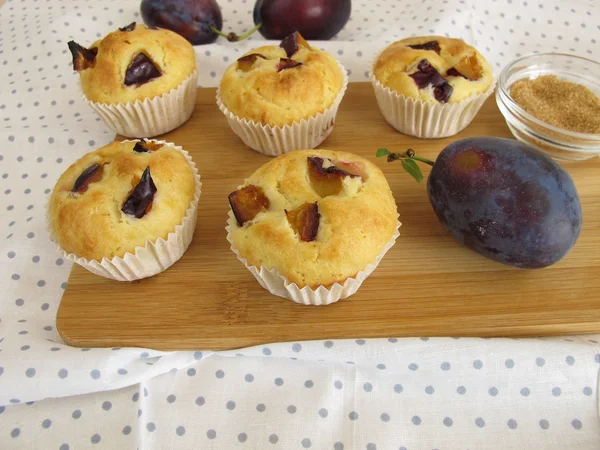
(56, 82, 600, 350)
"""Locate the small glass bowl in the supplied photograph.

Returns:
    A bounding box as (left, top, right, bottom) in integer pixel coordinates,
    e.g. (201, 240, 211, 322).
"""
(496, 53, 600, 161)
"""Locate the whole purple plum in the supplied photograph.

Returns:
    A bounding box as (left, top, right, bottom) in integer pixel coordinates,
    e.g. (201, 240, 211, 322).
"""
(426, 137, 582, 268)
(253, 0, 351, 40)
(140, 0, 222, 45)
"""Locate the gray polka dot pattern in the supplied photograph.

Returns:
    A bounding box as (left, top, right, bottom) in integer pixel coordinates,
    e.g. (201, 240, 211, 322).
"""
(1, 3, 600, 449)
(536, 357, 546, 367)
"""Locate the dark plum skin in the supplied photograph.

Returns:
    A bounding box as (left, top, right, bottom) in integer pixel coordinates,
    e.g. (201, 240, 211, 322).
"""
(253, 0, 351, 40)
(140, 0, 222, 45)
(427, 137, 582, 269)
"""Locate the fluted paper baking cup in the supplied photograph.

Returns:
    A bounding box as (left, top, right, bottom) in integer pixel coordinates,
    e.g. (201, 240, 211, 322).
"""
(226, 211, 401, 305)
(216, 61, 349, 157)
(47, 140, 202, 281)
(86, 70, 198, 138)
(370, 71, 495, 139)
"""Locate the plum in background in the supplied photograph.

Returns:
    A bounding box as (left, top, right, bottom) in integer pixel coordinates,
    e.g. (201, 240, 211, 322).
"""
(253, 0, 351, 40)
(140, 0, 223, 45)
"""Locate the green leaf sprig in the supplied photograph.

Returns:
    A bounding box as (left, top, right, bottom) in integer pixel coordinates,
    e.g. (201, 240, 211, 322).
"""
(376, 148, 435, 183)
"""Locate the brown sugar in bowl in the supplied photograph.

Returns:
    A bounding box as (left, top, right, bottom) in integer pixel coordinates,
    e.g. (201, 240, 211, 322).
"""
(496, 53, 600, 161)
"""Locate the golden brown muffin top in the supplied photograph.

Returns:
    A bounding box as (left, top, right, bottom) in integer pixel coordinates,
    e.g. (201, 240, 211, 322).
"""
(228, 150, 398, 289)
(373, 36, 493, 104)
(219, 34, 344, 127)
(49, 140, 196, 261)
(69, 23, 196, 104)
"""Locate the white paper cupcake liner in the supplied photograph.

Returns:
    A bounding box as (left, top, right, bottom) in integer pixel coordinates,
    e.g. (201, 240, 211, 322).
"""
(370, 66, 495, 139)
(87, 70, 198, 138)
(216, 61, 349, 157)
(226, 211, 401, 305)
(47, 139, 202, 281)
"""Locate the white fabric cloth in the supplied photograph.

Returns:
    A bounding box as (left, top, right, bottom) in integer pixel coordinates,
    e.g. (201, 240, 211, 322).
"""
(0, 0, 599, 448)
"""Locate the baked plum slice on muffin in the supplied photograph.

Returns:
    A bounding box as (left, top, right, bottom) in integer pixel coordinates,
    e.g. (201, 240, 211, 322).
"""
(121, 166, 157, 219)
(234, 32, 309, 75)
(409, 59, 453, 103)
(407, 40, 441, 54)
(72, 163, 105, 193)
(67, 41, 98, 71)
(285, 202, 320, 242)
(133, 139, 164, 153)
(228, 185, 270, 226)
(236, 53, 267, 72)
(280, 31, 311, 58)
(277, 58, 303, 72)
(307, 156, 363, 198)
(124, 53, 162, 86)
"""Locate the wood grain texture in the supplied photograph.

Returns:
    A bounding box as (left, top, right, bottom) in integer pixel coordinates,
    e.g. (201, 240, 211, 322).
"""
(56, 82, 600, 350)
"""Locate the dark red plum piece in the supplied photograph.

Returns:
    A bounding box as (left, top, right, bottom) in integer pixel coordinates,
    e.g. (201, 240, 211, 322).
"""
(409, 59, 454, 103)
(279, 31, 310, 58)
(133, 140, 163, 153)
(228, 185, 270, 226)
(253, 0, 351, 40)
(446, 67, 468, 79)
(122, 167, 157, 219)
(427, 137, 582, 268)
(119, 22, 137, 32)
(72, 164, 103, 193)
(286, 202, 320, 242)
(407, 40, 441, 54)
(237, 53, 266, 72)
(140, 0, 223, 45)
(277, 58, 302, 72)
(124, 54, 161, 86)
(67, 41, 98, 71)
(307, 157, 360, 197)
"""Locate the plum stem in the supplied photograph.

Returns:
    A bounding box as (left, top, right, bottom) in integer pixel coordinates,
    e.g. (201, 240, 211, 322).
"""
(408, 154, 436, 166)
(387, 149, 435, 166)
(376, 147, 435, 183)
(211, 22, 262, 42)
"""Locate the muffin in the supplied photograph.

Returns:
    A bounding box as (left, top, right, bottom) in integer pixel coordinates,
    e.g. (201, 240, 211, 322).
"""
(371, 36, 494, 138)
(217, 32, 348, 156)
(226, 150, 400, 305)
(48, 139, 201, 281)
(68, 22, 198, 138)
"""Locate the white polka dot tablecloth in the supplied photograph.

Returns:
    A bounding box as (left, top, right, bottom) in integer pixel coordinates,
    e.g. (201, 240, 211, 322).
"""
(1, 0, 599, 448)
